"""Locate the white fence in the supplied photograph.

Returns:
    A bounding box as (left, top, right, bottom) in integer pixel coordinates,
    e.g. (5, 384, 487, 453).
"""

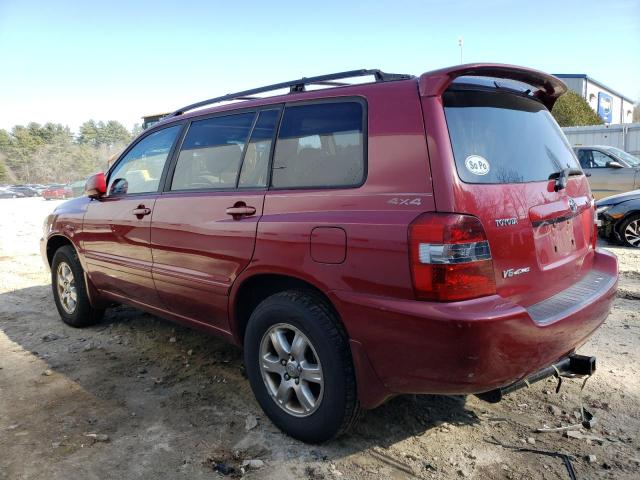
(562, 123, 640, 155)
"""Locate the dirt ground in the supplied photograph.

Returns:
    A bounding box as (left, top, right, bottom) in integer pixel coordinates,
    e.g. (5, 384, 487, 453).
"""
(1, 197, 638, 480)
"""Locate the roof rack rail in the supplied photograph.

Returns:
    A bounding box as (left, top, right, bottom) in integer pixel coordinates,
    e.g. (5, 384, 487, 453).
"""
(169, 69, 413, 117)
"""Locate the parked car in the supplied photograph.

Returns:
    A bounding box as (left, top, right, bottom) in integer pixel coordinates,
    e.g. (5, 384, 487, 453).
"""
(26, 183, 48, 195)
(41, 64, 617, 443)
(42, 184, 73, 200)
(575, 146, 640, 200)
(70, 179, 86, 197)
(596, 189, 640, 248)
(0, 187, 26, 198)
(9, 185, 39, 197)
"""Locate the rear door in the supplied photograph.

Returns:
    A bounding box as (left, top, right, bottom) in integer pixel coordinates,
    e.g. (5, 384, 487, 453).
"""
(150, 108, 281, 331)
(83, 124, 183, 307)
(439, 85, 595, 307)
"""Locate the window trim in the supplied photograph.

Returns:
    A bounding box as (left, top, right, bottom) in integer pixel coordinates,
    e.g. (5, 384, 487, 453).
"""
(105, 122, 186, 198)
(267, 96, 368, 191)
(161, 105, 284, 194)
(237, 107, 284, 190)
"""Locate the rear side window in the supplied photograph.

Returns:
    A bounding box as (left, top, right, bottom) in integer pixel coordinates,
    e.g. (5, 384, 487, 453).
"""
(238, 109, 280, 188)
(444, 90, 580, 184)
(171, 112, 255, 190)
(272, 101, 364, 188)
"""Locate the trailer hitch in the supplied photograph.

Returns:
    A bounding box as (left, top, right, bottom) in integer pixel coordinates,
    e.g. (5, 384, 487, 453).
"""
(476, 353, 596, 404)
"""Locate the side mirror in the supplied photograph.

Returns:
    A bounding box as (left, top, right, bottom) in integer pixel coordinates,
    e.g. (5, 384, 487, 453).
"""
(85, 172, 106, 198)
(607, 161, 624, 169)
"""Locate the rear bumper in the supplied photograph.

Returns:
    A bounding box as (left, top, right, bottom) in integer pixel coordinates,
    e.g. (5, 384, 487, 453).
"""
(332, 248, 617, 408)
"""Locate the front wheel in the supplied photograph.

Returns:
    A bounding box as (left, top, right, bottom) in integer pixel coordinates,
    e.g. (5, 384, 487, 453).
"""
(244, 290, 360, 443)
(620, 214, 640, 248)
(51, 245, 104, 327)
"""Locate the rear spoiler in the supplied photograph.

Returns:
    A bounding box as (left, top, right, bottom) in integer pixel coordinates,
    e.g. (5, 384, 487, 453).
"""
(419, 63, 567, 110)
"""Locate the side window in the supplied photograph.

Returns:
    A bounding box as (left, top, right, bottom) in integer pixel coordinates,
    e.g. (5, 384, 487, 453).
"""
(577, 149, 592, 169)
(238, 109, 280, 188)
(591, 151, 612, 168)
(171, 113, 255, 190)
(271, 102, 364, 189)
(108, 125, 181, 195)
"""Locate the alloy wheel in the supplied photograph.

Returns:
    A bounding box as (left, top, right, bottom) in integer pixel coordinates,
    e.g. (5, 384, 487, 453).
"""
(624, 219, 640, 247)
(56, 261, 77, 314)
(259, 323, 324, 417)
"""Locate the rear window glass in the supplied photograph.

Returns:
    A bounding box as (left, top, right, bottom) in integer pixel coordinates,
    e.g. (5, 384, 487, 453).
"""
(444, 90, 579, 184)
(272, 102, 364, 189)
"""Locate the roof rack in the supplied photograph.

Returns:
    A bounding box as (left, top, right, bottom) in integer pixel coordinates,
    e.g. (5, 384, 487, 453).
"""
(169, 69, 413, 117)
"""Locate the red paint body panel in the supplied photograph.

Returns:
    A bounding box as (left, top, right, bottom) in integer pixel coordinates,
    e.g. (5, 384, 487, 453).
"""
(41, 64, 618, 410)
(310, 227, 347, 264)
(150, 190, 265, 329)
(82, 195, 162, 308)
(332, 249, 616, 396)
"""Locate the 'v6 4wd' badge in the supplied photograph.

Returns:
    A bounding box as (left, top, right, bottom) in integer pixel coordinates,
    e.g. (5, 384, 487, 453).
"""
(503, 267, 531, 279)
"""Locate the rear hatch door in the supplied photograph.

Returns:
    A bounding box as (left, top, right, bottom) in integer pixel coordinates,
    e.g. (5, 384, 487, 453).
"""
(440, 80, 595, 307)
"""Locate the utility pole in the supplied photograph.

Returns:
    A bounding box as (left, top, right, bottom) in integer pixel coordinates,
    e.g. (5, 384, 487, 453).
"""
(458, 36, 464, 64)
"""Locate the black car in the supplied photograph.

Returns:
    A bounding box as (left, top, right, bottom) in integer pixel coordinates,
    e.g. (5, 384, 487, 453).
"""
(0, 188, 26, 198)
(596, 189, 640, 248)
(9, 185, 39, 197)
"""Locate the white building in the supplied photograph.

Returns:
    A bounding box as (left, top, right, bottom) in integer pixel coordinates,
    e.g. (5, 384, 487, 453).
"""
(553, 74, 635, 125)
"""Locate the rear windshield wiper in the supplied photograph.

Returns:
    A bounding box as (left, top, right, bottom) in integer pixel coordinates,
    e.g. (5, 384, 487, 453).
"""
(548, 168, 583, 191)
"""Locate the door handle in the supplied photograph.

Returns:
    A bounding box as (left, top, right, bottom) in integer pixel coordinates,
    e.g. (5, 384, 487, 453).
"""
(132, 206, 151, 217)
(226, 206, 256, 218)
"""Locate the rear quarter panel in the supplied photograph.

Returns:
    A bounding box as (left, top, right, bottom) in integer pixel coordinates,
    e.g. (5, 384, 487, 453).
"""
(231, 80, 433, 338)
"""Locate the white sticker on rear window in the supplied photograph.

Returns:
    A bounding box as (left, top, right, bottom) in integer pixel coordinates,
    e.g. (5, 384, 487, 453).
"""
(464, 155, 490, 176)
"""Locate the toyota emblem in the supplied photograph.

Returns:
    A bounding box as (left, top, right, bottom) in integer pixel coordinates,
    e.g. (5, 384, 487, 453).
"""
(569, 198, 577, 213)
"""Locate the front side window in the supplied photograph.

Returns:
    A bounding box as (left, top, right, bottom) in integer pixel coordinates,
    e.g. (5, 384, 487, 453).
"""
(171, 112, 255, 190)
(108, 125, 181, 195)
(271, 102, 364, 188)
(591, 150, 613, 168)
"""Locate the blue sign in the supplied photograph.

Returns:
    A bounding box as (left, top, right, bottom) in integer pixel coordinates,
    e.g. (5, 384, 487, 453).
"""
(597, 92, 613, 123)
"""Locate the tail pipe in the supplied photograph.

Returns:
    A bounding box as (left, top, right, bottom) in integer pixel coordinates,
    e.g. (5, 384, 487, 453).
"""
(476, 354, 596, 403)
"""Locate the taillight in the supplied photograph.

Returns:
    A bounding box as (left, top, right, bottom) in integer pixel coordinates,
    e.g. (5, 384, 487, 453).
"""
(409, 213, 496, 301)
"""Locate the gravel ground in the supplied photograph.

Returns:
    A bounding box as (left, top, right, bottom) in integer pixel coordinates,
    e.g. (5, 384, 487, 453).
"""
(0, 197, 639, 480)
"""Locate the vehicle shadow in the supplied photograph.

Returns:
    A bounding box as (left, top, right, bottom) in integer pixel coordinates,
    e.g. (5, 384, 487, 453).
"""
(0, 283, 479, 461)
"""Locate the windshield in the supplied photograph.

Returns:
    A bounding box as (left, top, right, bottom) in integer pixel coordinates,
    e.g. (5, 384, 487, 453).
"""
(604, 146, 640, 167)
(444, 89, 580, 184)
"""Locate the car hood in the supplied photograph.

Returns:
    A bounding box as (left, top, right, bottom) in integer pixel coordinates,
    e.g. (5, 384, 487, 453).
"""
(596, 189, 640, 206)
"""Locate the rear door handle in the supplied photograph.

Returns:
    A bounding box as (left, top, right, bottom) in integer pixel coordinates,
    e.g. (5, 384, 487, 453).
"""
(226, 206, 256, 217)
(132, 207, 151, 217)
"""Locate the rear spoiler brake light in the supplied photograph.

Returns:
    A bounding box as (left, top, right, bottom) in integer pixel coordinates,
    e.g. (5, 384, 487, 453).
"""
(418, 63, 567, 110)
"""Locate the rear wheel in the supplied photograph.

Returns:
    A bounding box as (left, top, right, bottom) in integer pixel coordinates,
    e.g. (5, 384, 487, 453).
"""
(244, 290, 360, 443)
(620, 214, 640, 248)
(51, 245, 104, 327)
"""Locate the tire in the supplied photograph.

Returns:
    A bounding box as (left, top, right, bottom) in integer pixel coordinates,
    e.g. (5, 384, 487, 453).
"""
(244, 290, 360, 443)
(51, 245, 104, 327)
(619, 214, 640, 248)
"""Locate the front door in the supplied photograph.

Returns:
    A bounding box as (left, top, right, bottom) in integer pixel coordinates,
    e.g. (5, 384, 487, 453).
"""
(83, 124, 183, 308)
(150, 108, 281, 331)
(579, 149, 636, 199)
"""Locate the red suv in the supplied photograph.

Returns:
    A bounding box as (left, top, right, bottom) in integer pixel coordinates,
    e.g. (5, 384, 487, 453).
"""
(41, 64, 618, 443)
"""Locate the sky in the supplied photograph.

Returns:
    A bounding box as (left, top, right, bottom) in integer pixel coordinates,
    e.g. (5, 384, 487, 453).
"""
(0, 0, 638, 133)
